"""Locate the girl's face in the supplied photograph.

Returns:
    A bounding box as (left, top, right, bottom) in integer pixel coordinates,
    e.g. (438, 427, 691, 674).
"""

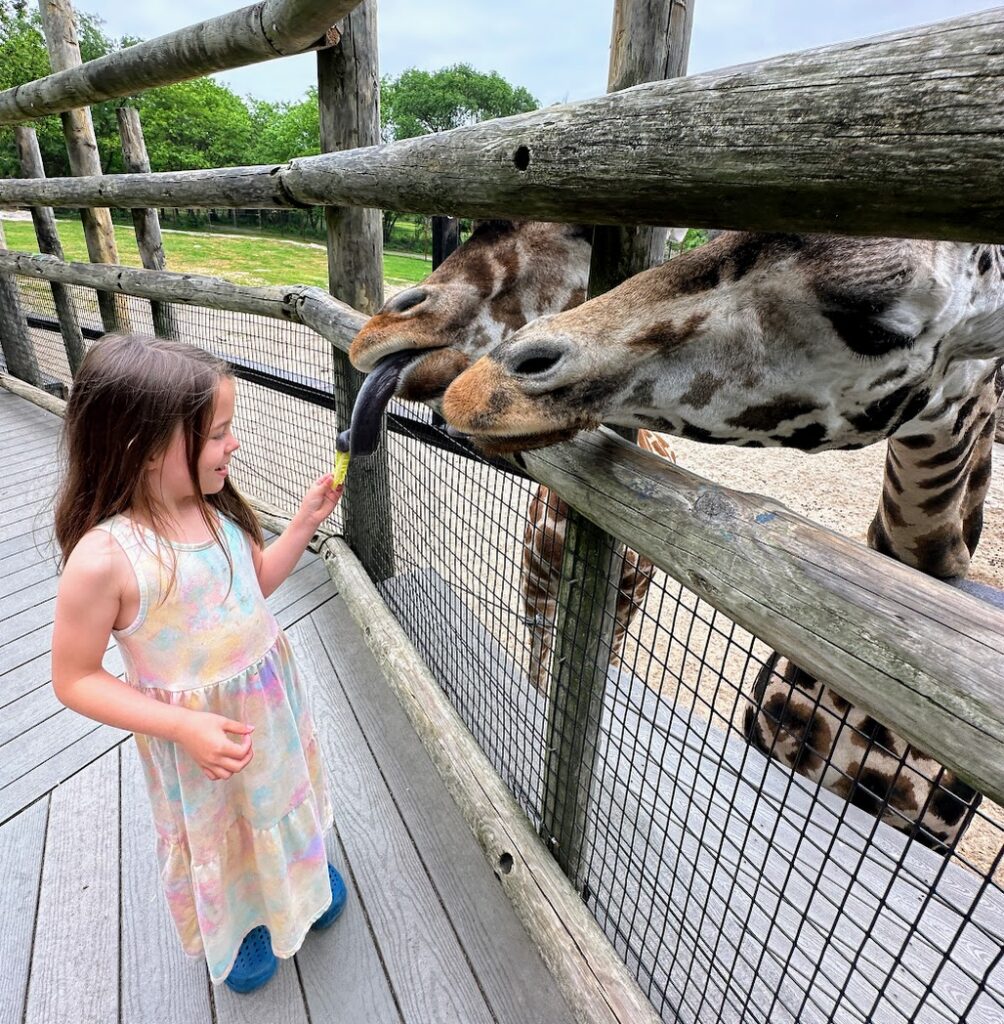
(198, 377, 239, 495)
(151, 377, 240, 501)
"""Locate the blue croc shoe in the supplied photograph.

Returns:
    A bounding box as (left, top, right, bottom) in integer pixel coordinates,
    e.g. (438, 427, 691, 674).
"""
(312, 863, 348, 931)
(224, 925, 277, 994)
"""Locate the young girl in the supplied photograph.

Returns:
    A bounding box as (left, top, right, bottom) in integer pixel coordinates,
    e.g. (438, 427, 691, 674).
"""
(51, 333, 346, 993)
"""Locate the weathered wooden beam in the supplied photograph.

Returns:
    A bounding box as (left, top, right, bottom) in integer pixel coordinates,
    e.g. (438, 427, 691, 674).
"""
(115, 107, 180, 340)
(39, 0, 129, 334)
(0, 250, 364, 354)
(522, 428, 1004, 810)
(317, 0, 395, 582)
(0, 222, 42, 386)
(0, 0, 360, 125)
(541, 0, 696, 888)
(12, 126, 86, 375)
(320, 536, 663, 1024)
(1, 10, 1000, 240)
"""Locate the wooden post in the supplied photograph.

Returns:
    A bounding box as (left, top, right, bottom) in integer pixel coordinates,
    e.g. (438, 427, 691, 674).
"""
(13, 125, 86, 375)
(432, 216, 460, 268)
(540, 0, 696, 890)
(0, 220, 42, 385)
(38, 0, 130, 334)
(116, 107, 180, 340)
(316, 0, 395, 582)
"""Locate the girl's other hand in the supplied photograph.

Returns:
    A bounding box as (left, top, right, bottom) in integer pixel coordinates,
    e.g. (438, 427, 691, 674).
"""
(296, 474, 344, 531)
(176, 712, 255, 780)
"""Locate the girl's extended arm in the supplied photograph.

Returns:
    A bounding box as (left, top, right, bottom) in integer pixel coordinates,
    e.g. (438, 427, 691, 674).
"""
(253, 474, 342, 597)
(52, 532, 254, 780)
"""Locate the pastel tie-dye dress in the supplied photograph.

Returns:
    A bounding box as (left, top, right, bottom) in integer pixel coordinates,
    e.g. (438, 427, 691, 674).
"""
(96, 513, 334, 982)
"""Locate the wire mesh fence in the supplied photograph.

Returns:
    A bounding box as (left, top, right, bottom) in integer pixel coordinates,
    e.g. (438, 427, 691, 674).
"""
(6, 278, 1004, 1024)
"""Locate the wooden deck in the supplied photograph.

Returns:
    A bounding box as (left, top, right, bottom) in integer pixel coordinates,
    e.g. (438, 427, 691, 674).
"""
(0, 390, 576, 1024)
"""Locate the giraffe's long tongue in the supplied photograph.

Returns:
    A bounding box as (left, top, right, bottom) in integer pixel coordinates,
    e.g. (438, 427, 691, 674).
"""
(335, 351, 417, 458)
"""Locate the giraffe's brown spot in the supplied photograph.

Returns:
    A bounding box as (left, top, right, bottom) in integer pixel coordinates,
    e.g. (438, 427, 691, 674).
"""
(918, 475, 967, 516)
(928, 772, 980, 828)
(962, 505, 984, 555)
(872, 366, 909, 389)
(952, 394, 981, 434)
(881, 488, 907, 529)
(843, 763, 918, 819)
(978, 249, 993, 275)
(829, 692, 851, 713)
(758, 691, 832, 774)
(628, 311, 708, 351)
(849, 715, 898, 755)
(909, 522, 970, 578)
(627, 378, 656, 408)
(967, 451, 993, 495)
(918, 417, 982, 468)
(725, 395, 823, 434)
(884, 455, 904, 494)
(848, 385, 911, 435)
(895, 433, 936, 449)
(918, 463, 964, 491)
(784, 423, 829, 451)
(679, 371, 725, 410)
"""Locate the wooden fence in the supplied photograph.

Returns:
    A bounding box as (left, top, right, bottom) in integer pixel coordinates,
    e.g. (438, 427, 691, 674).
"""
(2, 2, 1004, 1021)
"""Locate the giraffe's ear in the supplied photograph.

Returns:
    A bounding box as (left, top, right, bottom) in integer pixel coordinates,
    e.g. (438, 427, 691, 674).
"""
(944, 307, 1004, 362)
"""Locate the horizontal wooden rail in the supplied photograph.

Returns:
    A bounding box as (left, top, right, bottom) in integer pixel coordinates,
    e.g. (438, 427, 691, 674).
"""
(0, 250, 363, 353)
(5, 252, 1003, 806)
(0, 0, 360, 125)
(1, 10, 1002, 239)
(520, 429, 1004, 808)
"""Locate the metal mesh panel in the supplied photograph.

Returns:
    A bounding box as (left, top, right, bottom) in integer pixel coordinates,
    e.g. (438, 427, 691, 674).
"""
(10, 281, 1004, 1023)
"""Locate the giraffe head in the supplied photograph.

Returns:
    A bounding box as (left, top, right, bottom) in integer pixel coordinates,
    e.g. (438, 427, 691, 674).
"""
(349, 220, 592, 413)
(441, 233, 1003, 456)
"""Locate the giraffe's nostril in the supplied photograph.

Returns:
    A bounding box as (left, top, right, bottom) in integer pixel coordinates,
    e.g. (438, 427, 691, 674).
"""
(512, 352, 562, 376)
(386, 287, 428, 314)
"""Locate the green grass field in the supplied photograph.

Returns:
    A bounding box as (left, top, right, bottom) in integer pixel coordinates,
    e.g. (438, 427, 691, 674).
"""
(1, 218, 432, 290)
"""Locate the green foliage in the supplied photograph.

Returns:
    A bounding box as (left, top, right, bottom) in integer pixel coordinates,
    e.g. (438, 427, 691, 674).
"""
(380, 63, 539, 141)
(249, 88, 321, 164)
(133, 79, 255, 171)
(681, 229, 709, 251)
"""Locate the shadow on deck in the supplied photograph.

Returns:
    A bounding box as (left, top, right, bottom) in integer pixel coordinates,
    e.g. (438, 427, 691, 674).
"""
(0, 390, 575, 1024)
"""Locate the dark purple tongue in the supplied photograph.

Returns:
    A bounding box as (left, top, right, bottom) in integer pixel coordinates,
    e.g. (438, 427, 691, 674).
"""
(336, 351, 417, 458)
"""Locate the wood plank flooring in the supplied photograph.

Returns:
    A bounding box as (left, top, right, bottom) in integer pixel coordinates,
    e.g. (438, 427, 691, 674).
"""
(0, 388, 575, 1024)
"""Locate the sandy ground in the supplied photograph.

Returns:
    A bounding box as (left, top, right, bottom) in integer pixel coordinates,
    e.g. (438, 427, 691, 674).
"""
(18, 278, 1003, 884)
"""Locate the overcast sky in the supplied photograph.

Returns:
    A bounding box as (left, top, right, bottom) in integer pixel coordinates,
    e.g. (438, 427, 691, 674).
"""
(75, 0, 994, 107)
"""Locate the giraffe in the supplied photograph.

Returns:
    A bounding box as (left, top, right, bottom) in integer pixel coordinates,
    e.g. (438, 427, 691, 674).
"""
(522, 430, 676, 689)
(359, 230, 1004, 851)
(351, 220, 677, 690)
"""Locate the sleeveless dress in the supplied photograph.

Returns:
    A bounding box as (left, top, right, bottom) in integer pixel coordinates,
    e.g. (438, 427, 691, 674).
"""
(95, 513, 334, 983)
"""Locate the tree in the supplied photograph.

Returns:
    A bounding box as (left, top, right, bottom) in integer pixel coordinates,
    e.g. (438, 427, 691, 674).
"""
(379, 64, 538, 244)
(380, 63, 538, 142)
(133, 78, 255, 172)
(250, 89, 321, 165)
(0, 3, 121, 176)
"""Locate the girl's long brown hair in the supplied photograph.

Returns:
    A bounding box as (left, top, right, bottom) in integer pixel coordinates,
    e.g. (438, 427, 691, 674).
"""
(55, 334, 263, 569)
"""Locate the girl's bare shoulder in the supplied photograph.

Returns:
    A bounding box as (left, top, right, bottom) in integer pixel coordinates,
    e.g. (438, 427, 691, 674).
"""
(60, 526, 131, 595)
